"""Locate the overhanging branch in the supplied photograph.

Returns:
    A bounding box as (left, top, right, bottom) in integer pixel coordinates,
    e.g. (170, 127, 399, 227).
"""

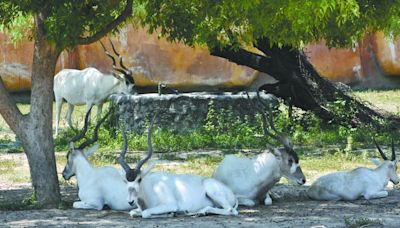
(210, 40, 398, 129)
(76, 0, 133, 45)
(210, 47, 275, 77)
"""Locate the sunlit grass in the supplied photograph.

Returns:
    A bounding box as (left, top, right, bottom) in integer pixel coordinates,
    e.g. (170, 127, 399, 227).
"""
(1, 90, 400, 189)
(0, 156, 30, 185)
(0, 102, 105, 141)
(2, 144, 397, 190)
(353, 89, 400, 114)
(301, 155, 371, 183)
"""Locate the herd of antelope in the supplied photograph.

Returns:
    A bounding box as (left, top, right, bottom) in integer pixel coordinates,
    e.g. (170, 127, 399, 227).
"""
(56, 39, 399, 218)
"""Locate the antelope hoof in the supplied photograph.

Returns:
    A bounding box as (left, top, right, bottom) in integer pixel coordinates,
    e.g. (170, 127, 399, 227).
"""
(129, 208, 142, 217)
(264, 194, 273, 206)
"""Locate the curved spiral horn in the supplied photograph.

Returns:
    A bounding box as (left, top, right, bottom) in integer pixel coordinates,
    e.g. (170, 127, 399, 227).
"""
(119, 125, 132, 173)
(69, 106, 93, 144)
(108, 38, 135, 85)
(246, 91, 299, 162)
(391, 138, 396, 161)
(120, 114, 157, 182)
(77, 107, 112, 149)
(373, 138, 388, 160)
(134, 114, 157, 172)
(100, 40, 128, 80)
(108, 38, 130, 72)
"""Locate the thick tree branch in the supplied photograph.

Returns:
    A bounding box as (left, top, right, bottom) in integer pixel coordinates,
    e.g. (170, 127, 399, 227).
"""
(210, 39, 400, 129)
(211, 47, 275, 77)
(0, 76, 25, 136)
(76, 0, 133, 45)
(211, 46, 325, 110)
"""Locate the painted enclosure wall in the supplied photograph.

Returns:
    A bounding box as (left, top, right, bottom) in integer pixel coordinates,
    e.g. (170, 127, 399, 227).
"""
(1, 26, 400, 92)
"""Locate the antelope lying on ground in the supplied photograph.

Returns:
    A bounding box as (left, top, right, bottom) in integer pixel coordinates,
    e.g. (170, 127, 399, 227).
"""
(212, 92, 306, 206)
(62, 107, 135, 211)
(307, 139, 399, 201)
(120, 116, 238, 218)
(54, 39, 134, 136)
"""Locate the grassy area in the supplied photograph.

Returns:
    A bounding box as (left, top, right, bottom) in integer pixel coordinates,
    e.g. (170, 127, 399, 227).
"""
(344, 217, 383, 228)
(353, 89, 400, 114)
(0, 148, 378, 187)
(0, 103, 103, 151)
(0, 157, 30, 184)
(0, 89, 400, 189)
(1, 90, 400, 152)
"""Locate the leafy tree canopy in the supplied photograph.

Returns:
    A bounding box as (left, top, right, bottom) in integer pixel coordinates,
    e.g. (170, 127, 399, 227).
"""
(0, 0, 135, 49)
(2, 1, 398, 50)
(136, 0, 400, 49)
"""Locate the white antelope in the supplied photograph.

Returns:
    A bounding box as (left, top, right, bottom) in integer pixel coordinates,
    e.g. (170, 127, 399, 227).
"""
(119, 116, 238, 218)
(54, 40, 135, 136)
(62, 107, 135, 211)
(212, 92, 306, 206)
(307, 139, 399, 201)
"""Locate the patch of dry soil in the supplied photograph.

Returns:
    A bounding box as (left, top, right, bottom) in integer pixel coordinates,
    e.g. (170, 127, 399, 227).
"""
(1, 186, 399, 228)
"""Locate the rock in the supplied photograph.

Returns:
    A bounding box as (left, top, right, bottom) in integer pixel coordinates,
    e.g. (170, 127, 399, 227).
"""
(270, 185, 309, 202)
(111, 92, 278, 134)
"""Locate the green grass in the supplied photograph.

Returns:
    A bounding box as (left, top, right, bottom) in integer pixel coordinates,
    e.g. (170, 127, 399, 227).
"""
(344, 217, 383, 228)
(0, 196, 37, 211)
(1, 89, 400, 191)
(0, 157, 31, 184)
(61, 148, 378, 184)
(1, 90, 400, 154)
(0, 146, 391, 190)
(353, 89, 400, 114)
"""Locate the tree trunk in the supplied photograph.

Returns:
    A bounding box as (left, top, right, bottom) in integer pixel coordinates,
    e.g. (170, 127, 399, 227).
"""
(211, 38, 400, 130)
(25, 14, 61, 208)
(0, 13, 61, 208)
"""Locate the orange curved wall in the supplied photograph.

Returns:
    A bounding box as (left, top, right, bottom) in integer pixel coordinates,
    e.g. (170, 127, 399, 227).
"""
(305, 42, 361, 83)
(0, 34, 33, 91)
(1, 27, 400, 92)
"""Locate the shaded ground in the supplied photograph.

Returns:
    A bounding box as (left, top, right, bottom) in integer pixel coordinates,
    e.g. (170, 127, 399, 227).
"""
(0, 186, 399, 227)
(0, 149, 399, 227)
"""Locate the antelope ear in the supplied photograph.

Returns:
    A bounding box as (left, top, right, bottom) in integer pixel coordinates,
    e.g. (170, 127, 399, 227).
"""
(112, 72, 124, 81)
(85, 144, 99, 157)
(272, 148, 282, 158)
(371, 158, 381, 167)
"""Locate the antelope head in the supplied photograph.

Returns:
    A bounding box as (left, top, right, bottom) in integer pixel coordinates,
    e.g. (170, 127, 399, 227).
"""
(62, 107, 112, 180)
(119, 115, 157, 206)
(373, 138, 399, 185)
(100, 38, 135, 94)
(247, 91, 306, 185)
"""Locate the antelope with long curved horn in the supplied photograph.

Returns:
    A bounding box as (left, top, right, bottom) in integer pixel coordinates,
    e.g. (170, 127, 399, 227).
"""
(62, 107, 135, 211)
(100, 38, 135, 85)
(307, 138, 399, 201)
(120, 115, 239, 218)
(54, 38, 134, 136)
(212, 91, 306, 206)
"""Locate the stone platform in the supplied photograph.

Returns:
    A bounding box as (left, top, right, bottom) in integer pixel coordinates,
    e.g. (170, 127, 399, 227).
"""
(111, 92, 278, 133)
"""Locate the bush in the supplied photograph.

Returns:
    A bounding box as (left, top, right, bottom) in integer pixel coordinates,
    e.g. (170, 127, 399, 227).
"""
(54, 102, 400, 153)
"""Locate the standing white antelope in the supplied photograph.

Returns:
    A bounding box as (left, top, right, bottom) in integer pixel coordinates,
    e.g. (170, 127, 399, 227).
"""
(307, 139, 399, 201)
(54, 40, 135, 136)
(62, 107, 135, 211)
(119, 115, 238, 218)
(212, 92, 306, 206)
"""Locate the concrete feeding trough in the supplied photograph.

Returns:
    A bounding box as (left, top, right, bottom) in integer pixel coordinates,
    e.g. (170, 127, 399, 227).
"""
(111, 92, 278, 134)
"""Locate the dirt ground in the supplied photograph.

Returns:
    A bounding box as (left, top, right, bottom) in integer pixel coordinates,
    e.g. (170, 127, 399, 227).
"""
(0, 149, 399, 227)
(0, 185, 399, 228)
